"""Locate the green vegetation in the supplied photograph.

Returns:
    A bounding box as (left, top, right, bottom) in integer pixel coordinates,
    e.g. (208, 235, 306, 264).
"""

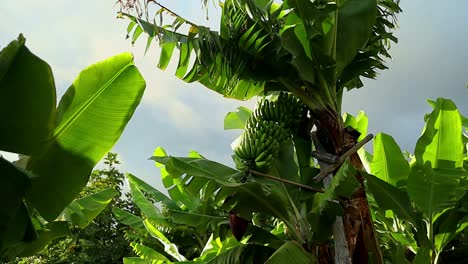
(114, 98, 468, 264)
(0, 35, 145, 260)
(114, 0, 466, 263)
(0, 1, 466, 263)
(118, 0, 401, 262)
(10, 153, 140, 264)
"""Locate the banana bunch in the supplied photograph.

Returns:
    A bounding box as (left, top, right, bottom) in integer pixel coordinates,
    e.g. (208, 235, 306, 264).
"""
(233, 92, 302, 171)
(252, 92, 302, 131)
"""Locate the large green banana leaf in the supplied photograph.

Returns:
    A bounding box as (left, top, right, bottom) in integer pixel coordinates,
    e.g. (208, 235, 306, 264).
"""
(26, 52, 146, 221)
(57, 188, 119, 228)
(113, 207, 145, 230)
(370, 133, 409, 187)
(408, 99, 465, 221)
(283, 0, 377, 79)
(129, 242, 172, 263)
(335, 0, 377, 76)
(0, 34, 56, 155)
(364, 173, 415, 222)
(414, 98, 464, 169)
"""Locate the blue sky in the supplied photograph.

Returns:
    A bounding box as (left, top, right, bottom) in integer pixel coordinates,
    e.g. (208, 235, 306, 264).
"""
(1, 0, 467, 191)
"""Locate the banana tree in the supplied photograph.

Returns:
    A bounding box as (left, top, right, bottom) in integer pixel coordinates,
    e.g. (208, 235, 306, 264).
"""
(361, 98, 468, 263)
(118, 0, 401, 262)
(116, 144, 359, 263)
(0, 35, 146, 259)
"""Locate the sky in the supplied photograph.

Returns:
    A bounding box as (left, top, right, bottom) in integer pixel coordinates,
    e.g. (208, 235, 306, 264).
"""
(1, 0, 468, 191)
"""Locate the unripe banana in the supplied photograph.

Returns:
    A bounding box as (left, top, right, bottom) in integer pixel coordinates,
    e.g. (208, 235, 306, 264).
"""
(233, 92, 303, 171)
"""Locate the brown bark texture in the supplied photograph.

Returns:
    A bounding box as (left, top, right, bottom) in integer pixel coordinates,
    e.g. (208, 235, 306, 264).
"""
(315, 110, 382, 264)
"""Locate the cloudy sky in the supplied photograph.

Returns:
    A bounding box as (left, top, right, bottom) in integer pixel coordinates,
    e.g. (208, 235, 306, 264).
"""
(1, 0, 467, 190)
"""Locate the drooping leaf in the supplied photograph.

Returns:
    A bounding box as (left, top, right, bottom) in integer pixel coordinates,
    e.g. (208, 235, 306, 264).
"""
(364, 173, 415, 222)
(224, 106, 253, 130)
(127, 173, 179, 210)
(144, 219, 187, 262)
(130, 242, 172, 263)
(57, 188, 118, 228)
(337, 0, 401, 91)
(370, 133, 409, 187)
(113, 207, 145, 230)
(0, 34, 56, 155)
(265, 241, 315, 264)
(121, 12, 267, 101)
(26, 52, 146, 221)
(128, 176, 163, 219)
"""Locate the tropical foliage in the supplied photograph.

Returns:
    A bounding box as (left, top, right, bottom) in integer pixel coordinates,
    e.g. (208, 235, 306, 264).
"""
(117, 0, 402, 262)
(0, 35, 146, 260)
(364, 99, 468, 263)
(116, 97, 468, 264)
(1, 1, 466, 264)
(10, 153, 141, 264)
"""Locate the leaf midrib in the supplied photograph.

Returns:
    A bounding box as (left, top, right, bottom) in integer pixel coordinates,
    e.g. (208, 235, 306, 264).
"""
(429, 107, 444, 223)
(381, 138, 390, 183)
(53, 63, 132, 139)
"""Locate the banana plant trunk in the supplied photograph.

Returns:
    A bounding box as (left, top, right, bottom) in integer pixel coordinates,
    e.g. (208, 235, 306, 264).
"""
(314, 109, 382, 264)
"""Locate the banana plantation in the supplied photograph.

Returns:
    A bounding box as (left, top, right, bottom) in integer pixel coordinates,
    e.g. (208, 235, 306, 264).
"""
(1, 0, 467, 263)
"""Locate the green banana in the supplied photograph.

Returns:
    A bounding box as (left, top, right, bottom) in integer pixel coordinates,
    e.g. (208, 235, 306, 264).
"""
(233, 92, 303, 171)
